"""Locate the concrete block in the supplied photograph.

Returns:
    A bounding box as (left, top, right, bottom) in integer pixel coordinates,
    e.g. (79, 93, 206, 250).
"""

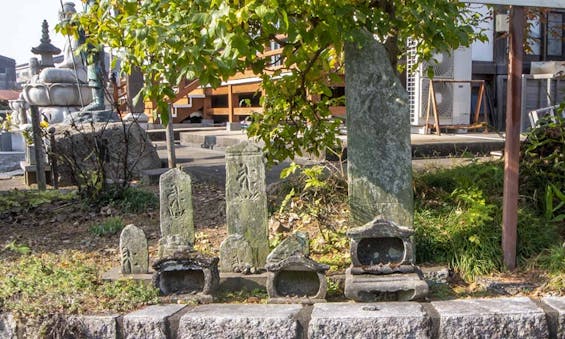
(542, 296, 565, 339)
(308, 302, 431, 339)
(123, 304, 186, 339)
(67, 314, 119, 339)
(178, 304, 302, 339)
(0, 313, 17, 339)
(432, 297, 548, 338)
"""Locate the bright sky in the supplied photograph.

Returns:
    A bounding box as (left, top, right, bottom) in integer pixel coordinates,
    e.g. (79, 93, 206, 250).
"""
(0, 0, 82, 65)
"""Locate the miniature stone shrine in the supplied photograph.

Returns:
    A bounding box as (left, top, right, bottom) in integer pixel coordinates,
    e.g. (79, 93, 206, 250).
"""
(344, 30, 427, 301)
(220, 142, 269, 273)
(265, 232, 330, 303)
(119, 224, 149, 274)
(344, 218, 428, 301)
(152, 250, 219, 303)
(153, 169, 219, 301)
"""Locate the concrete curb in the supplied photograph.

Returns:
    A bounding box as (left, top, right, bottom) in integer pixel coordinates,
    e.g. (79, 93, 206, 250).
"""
(1, 296, 563, 338)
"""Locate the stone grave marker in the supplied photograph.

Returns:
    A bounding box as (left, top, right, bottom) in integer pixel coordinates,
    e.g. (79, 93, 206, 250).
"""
(343, 29, 427, 301)
(159, 168, 194, 256)
(346, 30, 413, 228)
(220, 141, 269, 272)
(119, 224, 149, 274)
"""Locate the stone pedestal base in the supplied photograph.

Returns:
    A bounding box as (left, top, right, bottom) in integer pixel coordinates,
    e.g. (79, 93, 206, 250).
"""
(344, 269, 428, 302)
(64, 109, 120, 124)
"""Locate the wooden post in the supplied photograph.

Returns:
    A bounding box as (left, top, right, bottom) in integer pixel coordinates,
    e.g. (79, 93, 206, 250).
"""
(29, 105, 46, 191)
(502, 6, 524, 270)
(228, 84, 234, 123)
(165, 106, 176, 168)
(48, 127, 59, 189)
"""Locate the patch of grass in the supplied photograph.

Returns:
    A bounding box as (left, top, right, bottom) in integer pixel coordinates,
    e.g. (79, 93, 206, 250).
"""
(86, 186, 158, 213)
(528, 244, 565, 274)
(414, 161, 561, 281)
(89, 216, 125, 236)
(0, 189, 75, 211)
(0, 251, 158, 320)
(114, 186, 159, 213)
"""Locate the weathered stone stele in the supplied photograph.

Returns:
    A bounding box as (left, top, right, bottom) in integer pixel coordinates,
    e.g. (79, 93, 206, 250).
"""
(219, 235, 254, 272)
(220, 141, 269, 271)
(266, 232, 309, 264)
(345, 30, 413, 228)
(119, 224, 149, 274)
(159, 168, 194, 254)
(343, 30, 427, 302)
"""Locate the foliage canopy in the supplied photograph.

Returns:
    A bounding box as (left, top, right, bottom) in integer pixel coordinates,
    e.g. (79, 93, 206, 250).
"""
(75, 0, 484, 163)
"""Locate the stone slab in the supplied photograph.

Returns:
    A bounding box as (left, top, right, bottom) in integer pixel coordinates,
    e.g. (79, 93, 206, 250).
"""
(432, 297, 548, 338)
(308, 302, 430, 339)
(123, 304, 187, 339)
(177, 304, 302, 339)
(218, 272, 268, 292)
(344, 270, 428, 302)
(67, 314, 119, 339)
(0, 313, 17, 339)
(542, 296, 565, 339)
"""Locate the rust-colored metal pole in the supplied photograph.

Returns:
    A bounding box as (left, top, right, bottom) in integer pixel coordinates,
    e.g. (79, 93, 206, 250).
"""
(30, 105, 47, 191)
(502, 6, 524, 270)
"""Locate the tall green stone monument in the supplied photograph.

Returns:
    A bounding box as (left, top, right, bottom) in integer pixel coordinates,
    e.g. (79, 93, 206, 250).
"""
(344, 30, 427, 301)
(220, 142, 269, 273)
(346, 31, 413, 228)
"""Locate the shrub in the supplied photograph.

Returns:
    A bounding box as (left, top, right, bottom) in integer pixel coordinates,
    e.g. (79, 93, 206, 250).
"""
(520, 114, 565, 220)
(414, 161, 560, 281)
(87, 186, 158, 213)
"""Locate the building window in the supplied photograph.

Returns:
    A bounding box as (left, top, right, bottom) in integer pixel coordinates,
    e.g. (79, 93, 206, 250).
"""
(0, 67, 6, 74)
(211, 94, 228, 108)
(238, 92, 261, 107)
(527, 18, 542, 55)
(547, 12, 563, 56)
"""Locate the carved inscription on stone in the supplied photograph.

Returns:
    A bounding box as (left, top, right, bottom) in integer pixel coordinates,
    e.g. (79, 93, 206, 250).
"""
(222, 142, 269, 271)
(167, 185, 187, 218)
(119, 224, 148, 274)
(159, 168, 194, 248)
(234, 162, 261, 200)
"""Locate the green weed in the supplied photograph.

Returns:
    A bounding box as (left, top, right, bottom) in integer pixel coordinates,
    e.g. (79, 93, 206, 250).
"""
(0, 251, 158, 320)
(529, 244, 565, 274)
(3, 241, 32, 255)
(89, 216, 125, 236)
